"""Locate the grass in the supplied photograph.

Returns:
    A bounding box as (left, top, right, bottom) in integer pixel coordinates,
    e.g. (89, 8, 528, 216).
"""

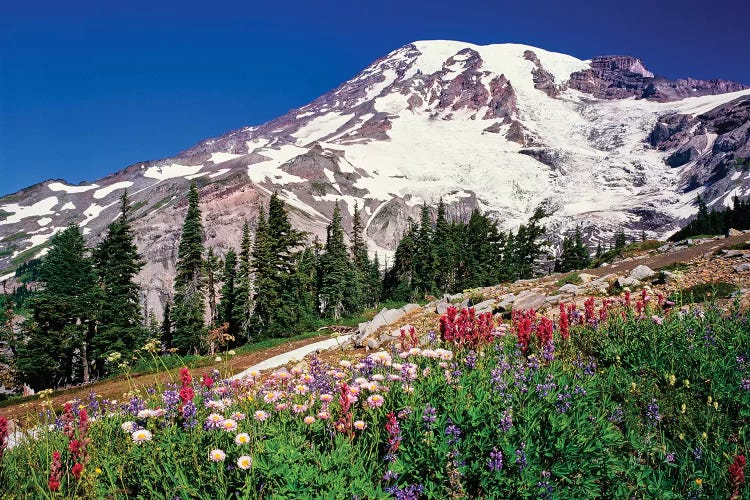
(658, 262, 690, 272)
(592, 240, 662, 267)
(11, 242, 49, 266)
(0, 231, 28, 243)
(555, 272, 582, 287)
(668, 281, 739, 305)
(728, 241, 750, 251)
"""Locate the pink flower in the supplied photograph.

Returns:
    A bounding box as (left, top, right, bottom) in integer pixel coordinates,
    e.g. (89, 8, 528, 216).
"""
(366, 395, 385, 408)
(253, 410, 269, 422)
(303, 416, 316, 425)
(208, 449, 226, 462)
(353, 420, 367, 430)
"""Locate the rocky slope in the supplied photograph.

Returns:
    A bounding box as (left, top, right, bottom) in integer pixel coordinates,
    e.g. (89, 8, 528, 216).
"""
(1, 40, 749, 315)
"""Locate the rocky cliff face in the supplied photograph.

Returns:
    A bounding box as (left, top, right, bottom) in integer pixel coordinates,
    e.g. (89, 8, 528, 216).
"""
(1, 40, 748, 314)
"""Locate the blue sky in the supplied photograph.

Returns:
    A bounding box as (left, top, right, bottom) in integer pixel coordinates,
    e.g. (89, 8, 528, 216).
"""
(1, 0, 748, 196)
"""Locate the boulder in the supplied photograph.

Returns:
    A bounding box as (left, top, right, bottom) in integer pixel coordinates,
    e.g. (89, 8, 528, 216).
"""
(512, 291, 546, 311)
(497, 293, 516, 311)
(444, 293, 463, 302)
(728, 228, 741, 237)
(544, 294, 563, 305)
(473, 299, 496, 314)
(661, 271, 677, 284)
(558, 283, 580, 294)
(617, 276, 641, 288)
(629, 265, 656, 281)
(735, 263, 750, 273)
(435, 301, 450, 315)
(366, 339, 381, 350)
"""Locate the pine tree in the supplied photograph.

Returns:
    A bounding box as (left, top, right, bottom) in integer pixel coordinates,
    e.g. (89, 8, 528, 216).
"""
(16, 224, 99, 388)
(433, 198, 458, 293)
(204, 248, 221, 327)
(560, 226, 590, 272)
(511, 208, 547, 279)
(171, 182, 206, 354)
(412, 203, 437, 297)
(161, 298, 172, 350)
(218, 248, 238, 339)
(614, 227, 627, 250)
(382, 220, 418, 301)
(233, 222, 253, 340)
(318, 203, 357, 319)
(91, 191, 144, 374)
(350, 202, 370, 308)
(249, 208, 273, 338)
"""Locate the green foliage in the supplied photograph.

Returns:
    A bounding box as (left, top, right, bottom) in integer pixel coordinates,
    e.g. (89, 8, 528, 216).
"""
(670, 194, 750, 241)
(171, 182, 207, 354)
(668, 282, 738, 305)
(91, 191, 145, 374)
(559, 226, 591, 272)
(556, 272, 582, 287)
(15, 224, 100, 389)
(3, 304, 747, 498)
(318, 203, 358, 319)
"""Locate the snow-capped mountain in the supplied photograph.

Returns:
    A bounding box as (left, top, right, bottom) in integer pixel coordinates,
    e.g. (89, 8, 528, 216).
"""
(1, 40, 749, 313)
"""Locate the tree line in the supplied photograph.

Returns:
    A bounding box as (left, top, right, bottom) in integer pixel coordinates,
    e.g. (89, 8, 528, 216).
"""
(3, 182, 604, 390)
(669, 195, 750, 241)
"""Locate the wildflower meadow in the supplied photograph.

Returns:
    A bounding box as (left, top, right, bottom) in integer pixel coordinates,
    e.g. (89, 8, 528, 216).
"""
(0, 292, 748, 498)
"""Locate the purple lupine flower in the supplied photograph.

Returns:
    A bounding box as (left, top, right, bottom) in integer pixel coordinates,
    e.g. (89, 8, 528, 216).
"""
(465, 351, 477, 370)
(693, 446, 702, 462)
(445, 420, 462, 446)
(646, 399, 661, 426)
(666, 452, 675, 463)
(535, 374, 557, 398)
(427, 330, 438, 345)
(515, 442, 527, 472)
(382, 470, 399, 482)
(573, 385, 587, 396)
(608, 405, 624, 423)
(741, 379, 750, 391)
(499, 408, 513, 432)
(384, 484, 424, 500)
(123, 396, 146, 416)
(181, 401, 197, 429)
(422, 404, 437, 428)
(556, 386, 572, 413)
(537, 470, 553, 499)
(487, 447, 503, 471)
(541, 341, 555, 362)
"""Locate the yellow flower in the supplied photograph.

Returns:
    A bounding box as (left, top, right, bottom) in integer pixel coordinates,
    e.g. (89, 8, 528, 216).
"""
(683, 379, 690, 388)
(679, 433, 685, 440)
(701, 432, 707, 440)
(667, 374, 676, 386)
(95, 468, 102, 475)
(707, 396, 712, 404)
(695, 478, 702, 486)
(713, 401, 718, 410)
(681, 403, 686, 414)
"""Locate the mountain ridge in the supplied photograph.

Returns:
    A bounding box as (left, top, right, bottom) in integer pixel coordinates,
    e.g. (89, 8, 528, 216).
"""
(1, 40, 749, 313)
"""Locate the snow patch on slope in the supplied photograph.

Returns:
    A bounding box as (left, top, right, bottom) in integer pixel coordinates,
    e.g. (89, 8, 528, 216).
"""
(209, 152, 242, 164)
(94, 181, 133, 199)
(48, 182, 98, 193)
(143, 163, 203, 181)
(0, 197, 59, 225)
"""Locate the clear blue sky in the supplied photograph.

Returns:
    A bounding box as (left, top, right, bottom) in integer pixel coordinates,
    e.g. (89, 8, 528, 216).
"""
(1, 0, 748, 196)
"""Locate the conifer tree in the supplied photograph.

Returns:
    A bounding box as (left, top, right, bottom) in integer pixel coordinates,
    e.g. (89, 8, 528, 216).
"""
(412, 203, 436, 296)
(91, 191, 144, 373)
(433, 198, 457, 293)
(318, 203, 357, 319)
(511, 208, 547, 280)
(233, 222, 253, 339)
(560, 226, 590, 272)
(614, 227, 627, 250)
(204, 248, 221, 327)
(17, 224, 99, 388)
(218, 249, 238, 339)
(350, 202, 370, 308)
(161, 298, 172, 350)
(171, 182, 206, 354)
(249, 208, 273, 338)
(382, 220, 418, 301)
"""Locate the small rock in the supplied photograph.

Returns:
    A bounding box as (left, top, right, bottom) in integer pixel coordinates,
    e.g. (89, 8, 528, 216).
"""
(435, 301, 450, 315)
(629, 265, 656, 281)
(722, 249, 744, 258)
(558, 283, 580, 294)
(658, 244, 672, 252)
(600, 262, 609, 267)
(661, 271, 677, 284)
(578, 273, 597, 283)
(735, 263, 750, 273)
(728, 228, 741, 237)
(544, 294, 562, 305)
(366, 339, 380, 350)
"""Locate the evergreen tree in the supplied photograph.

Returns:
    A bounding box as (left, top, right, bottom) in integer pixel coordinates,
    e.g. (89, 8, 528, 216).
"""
(559, 226, 590, 272)
(161, 298, 172, 350)
(204, 248, 221, 327)
(233, 222, 253, 340)
(171, 182, 206, 354)
(595, 242, 603, 259)
(511, 208, 547, 280)
(218, 249, 238, 339)
(412, 203, 437, 297)
(614, 227, 627, 250)
(433, 198, 458, 293)
(318, 203, 357, 319)
(350, 202, 371, 308)
(16, 224, 99, 388)
(251, 194, 306, 337)
(382, 220, 418, 301)
(91, 191, 144, 374)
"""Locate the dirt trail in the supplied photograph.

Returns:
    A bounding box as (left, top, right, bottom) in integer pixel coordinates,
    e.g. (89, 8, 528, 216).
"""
(587, 232, 750, 277)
